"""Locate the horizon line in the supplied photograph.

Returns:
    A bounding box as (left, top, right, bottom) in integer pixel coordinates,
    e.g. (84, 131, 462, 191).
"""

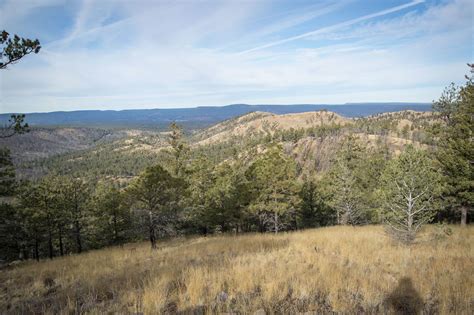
(0, 102, 432, 115)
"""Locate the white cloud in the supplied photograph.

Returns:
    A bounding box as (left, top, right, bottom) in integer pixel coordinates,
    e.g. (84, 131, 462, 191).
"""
(0, 0, 471, 113)
(238, 0, 426, 54)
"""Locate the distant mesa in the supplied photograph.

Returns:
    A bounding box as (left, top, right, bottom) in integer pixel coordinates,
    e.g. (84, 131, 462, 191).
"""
(0, 103, 431, 129)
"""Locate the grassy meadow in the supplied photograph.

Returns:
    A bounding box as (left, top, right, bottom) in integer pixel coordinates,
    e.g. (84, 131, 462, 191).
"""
(1, 225, 473, 314)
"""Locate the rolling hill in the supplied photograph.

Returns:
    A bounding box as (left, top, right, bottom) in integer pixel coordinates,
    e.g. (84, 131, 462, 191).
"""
(4, 108, 438, 181)
(0, 103, 431, 129)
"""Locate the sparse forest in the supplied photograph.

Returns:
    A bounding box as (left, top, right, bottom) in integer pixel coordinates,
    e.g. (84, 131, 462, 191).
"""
(1, 66, 472, 264)
(1, 0, 472, 312)
(0, 62, 472, 314)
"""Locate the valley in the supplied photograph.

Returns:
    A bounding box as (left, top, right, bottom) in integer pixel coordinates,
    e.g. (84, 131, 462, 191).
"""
(3, 108, 437, 181)
(1, 2, 472, 314)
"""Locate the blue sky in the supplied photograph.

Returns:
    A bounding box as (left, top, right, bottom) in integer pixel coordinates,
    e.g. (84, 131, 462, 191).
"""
(0, 0, 472, 113)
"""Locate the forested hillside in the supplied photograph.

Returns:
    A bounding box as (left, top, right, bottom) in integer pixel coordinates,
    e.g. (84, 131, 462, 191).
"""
(0, 127, 130, 163)
(1, 1, 471, 313)
(13, 108, 437, 181)
(0, 34, 471, 315)
(0, 68, 471, 266)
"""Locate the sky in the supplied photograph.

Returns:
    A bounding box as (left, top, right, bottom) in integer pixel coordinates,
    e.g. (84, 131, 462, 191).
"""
(0, 0, 472, 113)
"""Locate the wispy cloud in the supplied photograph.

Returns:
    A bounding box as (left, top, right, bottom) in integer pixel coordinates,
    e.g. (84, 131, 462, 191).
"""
(238, 0, 425, 54)
(0, 0, 471, 113)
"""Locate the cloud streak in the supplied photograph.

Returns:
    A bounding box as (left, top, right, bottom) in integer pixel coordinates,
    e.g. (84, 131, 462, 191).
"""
(238, 0, 425, 54)
(0, 0, 471, 113)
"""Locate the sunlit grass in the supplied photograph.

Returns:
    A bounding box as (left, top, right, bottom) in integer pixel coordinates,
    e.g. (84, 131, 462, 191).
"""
(1, 225, 472, 314)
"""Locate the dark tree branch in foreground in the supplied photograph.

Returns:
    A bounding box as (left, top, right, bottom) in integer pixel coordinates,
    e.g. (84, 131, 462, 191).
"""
(0, 30, 40, 137)
(0, 30, 41, 69)
(0, 114, 30, 138)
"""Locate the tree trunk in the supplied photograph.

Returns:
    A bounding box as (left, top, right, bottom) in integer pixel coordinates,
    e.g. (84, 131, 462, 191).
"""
(407, 215, 413, 231)
(58, 228, 64, 256)
(34, 237, 39, 261)
(74, 220, 82, 253)
(48, 229, 54, 259)
(258, 214, 265, 233)
(274, 212, 279, 234)
(113, 212, 118, 245)
(149, 211, 157, 249)
(461, 206, 467, 227)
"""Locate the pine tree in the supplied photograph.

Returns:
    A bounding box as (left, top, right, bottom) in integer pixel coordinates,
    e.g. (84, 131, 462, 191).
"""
(91, 183, 131, 246)
(127, 164, 181, 249)
(246, 145, 300, 233)
(0, 148, 16, 196)
(326, 136, 365, 225)
(62, 178, 90, 253)
(435, 65, 474, 226)
(168, 122, 189, 177)
(185, 155, 215, 234)
(298, 180, 332, 228)
(380, 146, 441, 244)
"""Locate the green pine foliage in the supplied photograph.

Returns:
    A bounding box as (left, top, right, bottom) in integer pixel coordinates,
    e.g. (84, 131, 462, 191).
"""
(380, 146, 441, 244)
(246, 144, 301, 233)
(1, 68, 473, 262)
(0, 148, 16, 196)
(435, 65, 474, 225)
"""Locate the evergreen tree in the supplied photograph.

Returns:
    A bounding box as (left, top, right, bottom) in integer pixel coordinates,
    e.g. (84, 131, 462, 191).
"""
(168, 122, 189, 177)
(1, 30, 40, 137)
(0, 203, 23, 261)
(298, 180, 333, 228)
(17, 182, 46, 261)
(435, 65, 474, 226)
(246, 145, 300, 233)
(326, 136, 365, 225)
(433, 82, 461, 124)
(91, 183, 131, 246)
(0, 148, 16, 196)
(127, 164, 182, 249)
(185, 155, 215, 234)
(62, 178, 90, 253)
(380, 146, 441, 244)
(1, 30, 40, 69)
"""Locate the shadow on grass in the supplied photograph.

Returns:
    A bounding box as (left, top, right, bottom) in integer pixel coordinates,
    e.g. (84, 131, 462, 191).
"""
(385, 277, 423, 315)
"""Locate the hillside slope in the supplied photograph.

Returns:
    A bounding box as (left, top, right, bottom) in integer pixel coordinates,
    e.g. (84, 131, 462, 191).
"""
(195, 110, 349, 145)
(1, 225, 471, 314)
(0, 128, 132, 164)
(4, 109, 438, 180)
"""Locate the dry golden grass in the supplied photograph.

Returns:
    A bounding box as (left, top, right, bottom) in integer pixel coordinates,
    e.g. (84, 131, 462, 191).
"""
(1, 225, 473, 314)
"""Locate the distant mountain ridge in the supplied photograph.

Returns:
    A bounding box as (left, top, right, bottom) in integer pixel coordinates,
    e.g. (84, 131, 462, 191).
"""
(0, 103, 432, 129)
